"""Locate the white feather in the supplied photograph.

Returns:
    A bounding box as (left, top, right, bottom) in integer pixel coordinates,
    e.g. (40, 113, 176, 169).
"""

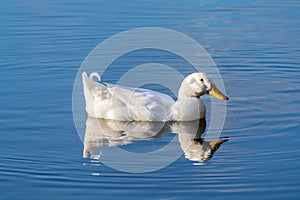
(82, 72, 223, 121)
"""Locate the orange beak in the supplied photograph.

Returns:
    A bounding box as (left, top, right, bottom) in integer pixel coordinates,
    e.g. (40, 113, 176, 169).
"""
(209, 85, 229, 100)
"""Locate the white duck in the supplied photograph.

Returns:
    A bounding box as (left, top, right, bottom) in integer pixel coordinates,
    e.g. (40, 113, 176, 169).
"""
(82, 72, 228, 122)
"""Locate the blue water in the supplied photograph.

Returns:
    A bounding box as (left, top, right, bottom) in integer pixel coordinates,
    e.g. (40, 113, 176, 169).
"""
(1, 0, 300, 199)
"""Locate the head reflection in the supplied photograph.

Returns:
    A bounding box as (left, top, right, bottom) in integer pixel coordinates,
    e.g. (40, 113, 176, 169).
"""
(83, 117, 227, 163)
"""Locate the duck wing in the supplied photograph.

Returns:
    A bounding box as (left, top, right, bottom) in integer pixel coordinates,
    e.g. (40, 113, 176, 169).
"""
(105, 84, 175, 121)
(82, 72, 175, 121)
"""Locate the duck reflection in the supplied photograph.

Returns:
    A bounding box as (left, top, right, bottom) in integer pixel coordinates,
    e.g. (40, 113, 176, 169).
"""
(83, 117, 228, 163)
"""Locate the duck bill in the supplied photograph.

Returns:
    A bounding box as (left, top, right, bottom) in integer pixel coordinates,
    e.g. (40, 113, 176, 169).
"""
(209, 85, 229, 100)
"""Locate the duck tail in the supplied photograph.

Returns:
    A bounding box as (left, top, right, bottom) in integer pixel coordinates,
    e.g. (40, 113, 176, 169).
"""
(82, 72, 106, 117)
(82, 72, 105, 92)
(89, 72, 101, 82)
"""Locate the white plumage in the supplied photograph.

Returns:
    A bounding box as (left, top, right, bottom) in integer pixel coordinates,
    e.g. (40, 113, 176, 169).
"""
(82, 72, 228, 122)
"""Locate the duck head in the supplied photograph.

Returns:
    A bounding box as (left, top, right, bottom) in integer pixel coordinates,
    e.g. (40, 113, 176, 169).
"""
(178, 73, 229, 100)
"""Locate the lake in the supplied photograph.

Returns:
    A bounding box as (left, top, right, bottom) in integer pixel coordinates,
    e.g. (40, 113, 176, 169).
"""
(1, 0, 300, 199)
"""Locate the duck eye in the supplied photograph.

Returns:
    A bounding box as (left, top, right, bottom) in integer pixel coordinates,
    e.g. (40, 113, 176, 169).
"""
(200, 78, 204, 82)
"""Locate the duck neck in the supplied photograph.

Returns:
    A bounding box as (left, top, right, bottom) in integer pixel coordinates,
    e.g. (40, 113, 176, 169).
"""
(178, 81, 195, 99)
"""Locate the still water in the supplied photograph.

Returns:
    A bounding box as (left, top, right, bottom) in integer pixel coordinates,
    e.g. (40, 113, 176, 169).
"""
(1, 0, 300, 199)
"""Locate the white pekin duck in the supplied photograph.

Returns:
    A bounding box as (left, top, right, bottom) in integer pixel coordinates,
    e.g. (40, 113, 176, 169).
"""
(82, 72, 228, 122)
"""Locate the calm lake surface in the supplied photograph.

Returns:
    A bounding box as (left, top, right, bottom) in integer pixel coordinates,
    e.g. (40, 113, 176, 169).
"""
(1, 0, 300, 199)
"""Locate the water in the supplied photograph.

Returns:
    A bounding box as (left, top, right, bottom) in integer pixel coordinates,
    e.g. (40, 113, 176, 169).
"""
(1, 0, 300, 199)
